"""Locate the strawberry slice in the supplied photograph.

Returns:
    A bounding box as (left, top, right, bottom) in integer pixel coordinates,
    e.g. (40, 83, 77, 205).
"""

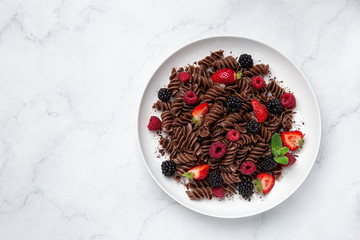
(192, 102, 209, 126)
(254, 173, 275, 194)
(251, 99, 268, 123)
(211, 68, 241, 85)
(281, 130, 304, 151)
(182, 164, 209, 181)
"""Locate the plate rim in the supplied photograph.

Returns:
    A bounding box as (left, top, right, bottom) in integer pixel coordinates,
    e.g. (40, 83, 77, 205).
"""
(137, 36, 321, 218)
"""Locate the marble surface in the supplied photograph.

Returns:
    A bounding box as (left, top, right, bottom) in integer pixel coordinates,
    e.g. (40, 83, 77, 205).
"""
(0, 0, 359, 239)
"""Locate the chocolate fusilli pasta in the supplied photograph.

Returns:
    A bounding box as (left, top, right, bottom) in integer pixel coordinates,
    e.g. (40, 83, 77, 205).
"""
(151, 50, 299, 201)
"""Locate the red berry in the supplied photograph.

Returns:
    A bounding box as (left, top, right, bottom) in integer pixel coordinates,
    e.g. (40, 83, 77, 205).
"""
(183, 91, 198, 105)
(212, 186, 225, 198)
(191, 102, 209, 127)
(254, 173, 275, 194)
(251, 99, 268, 123)
(251, 76, 265, 89)
(209, 142, 226, 159)
(240, 161, 256, 175)
(281, 152, 296, 167)
(182, 164, 209, 180)
(281, 93, 296, 109)
(147, 116, 162, 130)
(226, 129, 240, 141)
(211, 68, 237, 85)
(281, 130, 304, 151)
(179, 72, 191, 83)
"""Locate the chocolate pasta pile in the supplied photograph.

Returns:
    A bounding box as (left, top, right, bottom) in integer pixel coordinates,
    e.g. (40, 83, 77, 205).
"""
(153, 50, 293, 200)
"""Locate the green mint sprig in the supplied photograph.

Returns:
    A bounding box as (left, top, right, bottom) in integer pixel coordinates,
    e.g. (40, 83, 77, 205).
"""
(271, 133, 289, 165)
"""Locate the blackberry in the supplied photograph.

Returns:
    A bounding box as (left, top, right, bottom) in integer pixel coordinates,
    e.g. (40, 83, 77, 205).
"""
(158, 88, 171, 102)
(261, 157, 277, 171)
(267, 99, 283, 114)
(238, 180, 254, 199)
(238, 54, 253, 69)
(226, 95, 242, 112)
(161, 160, 176, 177)
(207, 171, 223, 187)
(246, 120, 260, 134)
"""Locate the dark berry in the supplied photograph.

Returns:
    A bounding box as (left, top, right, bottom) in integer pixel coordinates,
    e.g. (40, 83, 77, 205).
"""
(226, 95, 241, 112)
(238, 54, 253, 69)
(238, 180, 254, 199)
(245, 120, 260, 134)
(158, 88, 171, 102)
(161, 160, 176, 177)
(261, 157, 277, 171)
(267, 99, 283, 114)
(207, 171, 223, 187)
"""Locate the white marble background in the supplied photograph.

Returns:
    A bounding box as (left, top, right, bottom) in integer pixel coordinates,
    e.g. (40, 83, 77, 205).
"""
(0, 0, 359, 239)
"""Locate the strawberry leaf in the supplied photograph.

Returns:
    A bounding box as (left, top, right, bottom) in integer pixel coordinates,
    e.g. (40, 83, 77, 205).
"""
(253, 178, 263, 195)
(182, 172, 194, 182)
(191, 117, 201, 127)
(236, 71, 243, 79)
(274, 156, 289, 165)
(271, 133, 282, 150)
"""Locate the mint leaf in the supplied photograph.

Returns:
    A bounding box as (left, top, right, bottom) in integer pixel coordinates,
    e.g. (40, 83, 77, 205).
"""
(274, 156, 289, 165)
(272, 146, 282, 157)
(271, 133, 282, 150)
(279, 147, 289, 156)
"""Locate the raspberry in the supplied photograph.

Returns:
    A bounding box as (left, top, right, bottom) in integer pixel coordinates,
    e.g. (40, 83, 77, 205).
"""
(183, 91, 198, 105)
(212, 186, 225, 198)
(179, 72, 191, 83)
(281, 152, 296, 167)
(209, 142, 226, 159)
(147, 116, 162, 130)
(208, 171, 223, 187)
(158, 88, 171, 102)
(251, 76, 265, 89)
(226, 129, 240, 142)
(240, 161, 256, 175)
(281, 93, 296, 109)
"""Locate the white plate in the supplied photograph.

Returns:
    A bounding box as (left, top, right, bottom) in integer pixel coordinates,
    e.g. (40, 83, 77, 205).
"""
(137, 36, 321, 218)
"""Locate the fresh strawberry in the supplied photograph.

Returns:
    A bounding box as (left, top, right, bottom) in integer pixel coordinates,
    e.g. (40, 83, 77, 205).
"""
(253, 173, 275, 194)
(281, 130, 304, 151)
(211, 68, 240, 85)
(182, 164, 209, 181)
(251, 99, 268, 123)
(191, 102, 209, 126)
